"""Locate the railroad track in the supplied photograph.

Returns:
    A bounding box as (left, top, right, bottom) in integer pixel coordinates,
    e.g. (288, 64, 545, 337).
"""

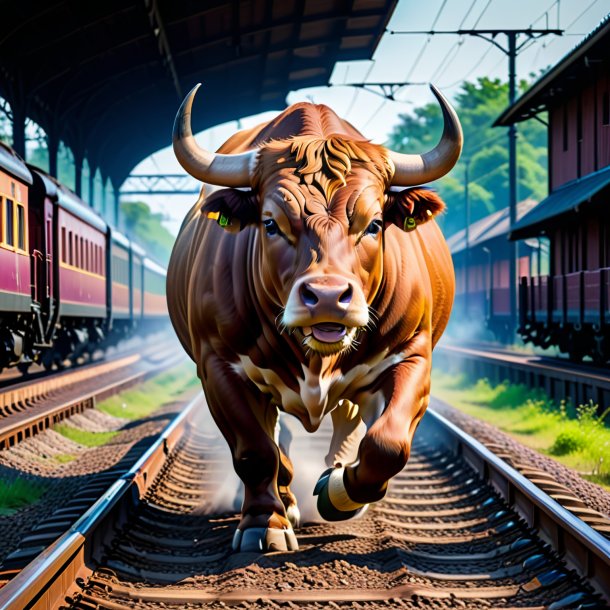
(1, 395, 608, 609)
(435, 343, 610, 411)
(0, 337, 184, 450)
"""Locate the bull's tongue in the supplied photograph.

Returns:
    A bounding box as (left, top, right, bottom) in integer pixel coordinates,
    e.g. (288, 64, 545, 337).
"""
(311, 323, 346, 343)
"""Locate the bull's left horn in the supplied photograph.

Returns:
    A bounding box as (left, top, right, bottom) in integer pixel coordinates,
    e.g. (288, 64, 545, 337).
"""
(389, 85, 463, 186)
(173, 84, 256, 187)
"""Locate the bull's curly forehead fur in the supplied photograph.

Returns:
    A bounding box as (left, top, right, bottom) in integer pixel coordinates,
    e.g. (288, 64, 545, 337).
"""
(253, 136, 395, 202)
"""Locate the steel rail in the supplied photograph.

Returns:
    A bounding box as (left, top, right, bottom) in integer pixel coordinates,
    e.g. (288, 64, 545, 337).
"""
(435, 343, 610, 408)
(2, 392, 609, 607)
(0, 350, 184, 450)
(425, 406, 610, 601)
(0, 392, 203, 610)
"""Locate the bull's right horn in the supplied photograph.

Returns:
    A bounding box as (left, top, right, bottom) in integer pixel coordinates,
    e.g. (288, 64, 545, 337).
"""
(173, 84, 256, 187)
(389, 85, 463, 186)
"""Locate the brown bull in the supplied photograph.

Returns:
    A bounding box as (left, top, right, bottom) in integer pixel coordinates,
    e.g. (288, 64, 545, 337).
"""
(168, 85, 462, 552)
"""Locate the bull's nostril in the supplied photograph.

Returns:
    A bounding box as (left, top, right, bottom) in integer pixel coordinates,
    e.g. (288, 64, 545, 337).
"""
(339, 285, 353, 305)
(301, 284, 319, 307)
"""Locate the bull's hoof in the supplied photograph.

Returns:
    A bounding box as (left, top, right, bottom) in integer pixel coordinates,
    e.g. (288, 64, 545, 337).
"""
(313, 467, 368, 522)
(232, 527, 299, 553)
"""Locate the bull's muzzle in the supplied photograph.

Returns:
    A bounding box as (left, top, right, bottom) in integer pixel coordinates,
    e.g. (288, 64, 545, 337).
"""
(284, 275, 369, 355)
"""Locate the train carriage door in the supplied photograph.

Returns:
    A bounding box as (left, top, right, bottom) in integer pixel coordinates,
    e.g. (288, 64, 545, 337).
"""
(45, 201, 53, 300)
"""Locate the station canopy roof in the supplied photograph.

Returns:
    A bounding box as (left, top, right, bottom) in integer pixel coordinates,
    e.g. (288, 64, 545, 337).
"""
(494, 15, 610, 127)
(0, 0, 397, 186)
(509, 164, 610, 239)
(447, 199, 538, 255)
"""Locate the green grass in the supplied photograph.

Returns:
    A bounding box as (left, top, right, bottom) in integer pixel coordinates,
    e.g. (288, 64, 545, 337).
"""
(97, 361, 198, 421)
(432, 370, 610, 489)
(53, 453, 77, 464)
(0, 478, 48, 515)
(51, 362, 198, 451)
(54, 424, 118, 447)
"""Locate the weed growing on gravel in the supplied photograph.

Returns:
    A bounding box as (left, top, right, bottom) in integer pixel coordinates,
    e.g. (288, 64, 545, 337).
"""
(53, 424, 118, 447)
(0, 478, 48, 515)
(98, 361, 198, 420)
(53, 453, 77, 464)
(432, 371, 610, 488)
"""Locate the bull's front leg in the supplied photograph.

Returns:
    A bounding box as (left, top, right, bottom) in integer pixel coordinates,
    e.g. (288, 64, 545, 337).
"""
(200, 354, 298, 552)
(315, 332, 431, 519)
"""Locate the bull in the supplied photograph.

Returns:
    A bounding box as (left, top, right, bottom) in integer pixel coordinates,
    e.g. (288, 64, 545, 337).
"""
(168, 84, 462, 552)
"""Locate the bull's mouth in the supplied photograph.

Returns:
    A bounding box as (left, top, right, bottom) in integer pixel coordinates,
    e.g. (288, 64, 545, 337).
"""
(300, 324, 358, 355)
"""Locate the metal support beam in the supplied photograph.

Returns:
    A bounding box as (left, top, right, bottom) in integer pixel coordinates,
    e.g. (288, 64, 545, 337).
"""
(73, 150, 84, 198)
(145, 0, 182, 100)
(121, 174, 201, 196)
(508, 32, 518, 341)
(88, 165, 96, 210)
(113, 183, 121, 227)
(47, 128, 59, 178)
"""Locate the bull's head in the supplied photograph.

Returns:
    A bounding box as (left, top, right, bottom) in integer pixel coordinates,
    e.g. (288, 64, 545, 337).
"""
(173, 86, 462, 356)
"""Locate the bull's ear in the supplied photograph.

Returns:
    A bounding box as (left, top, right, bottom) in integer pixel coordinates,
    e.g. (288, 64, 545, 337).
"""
(385, 187, 445, 232)
(201, 188, 259, 233)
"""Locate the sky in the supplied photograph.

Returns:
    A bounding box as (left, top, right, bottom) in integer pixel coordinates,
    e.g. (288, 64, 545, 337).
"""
(123, 0, 610, 235)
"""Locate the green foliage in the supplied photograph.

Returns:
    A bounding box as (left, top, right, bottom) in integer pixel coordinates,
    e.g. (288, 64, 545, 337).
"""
(54, 453, 77, 464)
(98, 361, 198, 420)
(550, 401, 605, 456)
(54, 424, 118, 447)
(386, 77, 548, 236)
(432, 372, 610, 488)
(120, 200, 175, 265)
(0, 478, 48, 515)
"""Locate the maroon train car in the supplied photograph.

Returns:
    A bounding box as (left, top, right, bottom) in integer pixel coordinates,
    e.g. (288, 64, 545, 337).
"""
(0, 140, 169, 372)
(497, 17, 610, 362)
(32, 168, 109, 367)
(0, 143, 33, 368)
(448, 200, 539, 342)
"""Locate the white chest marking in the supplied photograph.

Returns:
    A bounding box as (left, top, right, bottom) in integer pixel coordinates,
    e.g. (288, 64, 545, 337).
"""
(235, 350, 404, 432)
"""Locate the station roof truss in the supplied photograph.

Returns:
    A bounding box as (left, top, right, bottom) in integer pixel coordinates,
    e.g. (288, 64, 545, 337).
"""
(495, 15, 610, 127)
(0, 0, 397, 187)
(447, 199, 538, 255)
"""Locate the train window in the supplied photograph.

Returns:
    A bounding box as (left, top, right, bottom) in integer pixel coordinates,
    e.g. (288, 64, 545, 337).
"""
(603, 92, 610, 126)
(5, 199, 14, 246)
(0, 196, 3, 243)
(562, 106, 568, 152)
(61, 227, 66, 262)
(80, 237, 84, 269)
(68, 231, 73, 265)
(17, 205, 25, 250)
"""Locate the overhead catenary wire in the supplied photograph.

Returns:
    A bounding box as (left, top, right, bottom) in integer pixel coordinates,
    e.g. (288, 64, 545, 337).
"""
(543, 0, 601, 49)
(403, 0, 449, 81)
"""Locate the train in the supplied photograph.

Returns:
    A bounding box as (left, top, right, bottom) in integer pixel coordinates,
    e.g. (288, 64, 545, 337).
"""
(448, 199, 541, 344)
(449, 17, 610, 364)
(0, 141, 168, 372)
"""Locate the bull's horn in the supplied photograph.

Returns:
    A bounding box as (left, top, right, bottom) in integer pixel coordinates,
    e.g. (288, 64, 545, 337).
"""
(173, 84, 255, 187)
(389, 85, 463, 186)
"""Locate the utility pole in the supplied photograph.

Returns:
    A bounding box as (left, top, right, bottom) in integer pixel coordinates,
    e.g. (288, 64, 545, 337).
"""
(464, 159, 470, 303)
(386, 27, 563, 341)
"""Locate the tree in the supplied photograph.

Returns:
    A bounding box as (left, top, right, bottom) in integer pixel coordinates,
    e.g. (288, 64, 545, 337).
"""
(386, 77, 548, 236)
(120, 200, 175, 265)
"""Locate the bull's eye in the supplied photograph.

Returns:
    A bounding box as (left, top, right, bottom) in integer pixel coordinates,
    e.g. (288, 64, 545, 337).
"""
(263, 219, 279, 236)
(364, 219, 383, 238)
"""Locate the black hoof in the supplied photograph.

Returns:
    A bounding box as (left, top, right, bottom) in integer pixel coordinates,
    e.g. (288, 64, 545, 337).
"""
(232, 527, 298, 553)
(313, 468, 368, 522)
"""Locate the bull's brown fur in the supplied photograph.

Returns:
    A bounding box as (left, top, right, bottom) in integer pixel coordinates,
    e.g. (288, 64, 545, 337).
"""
(168, 102, 455, 545)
